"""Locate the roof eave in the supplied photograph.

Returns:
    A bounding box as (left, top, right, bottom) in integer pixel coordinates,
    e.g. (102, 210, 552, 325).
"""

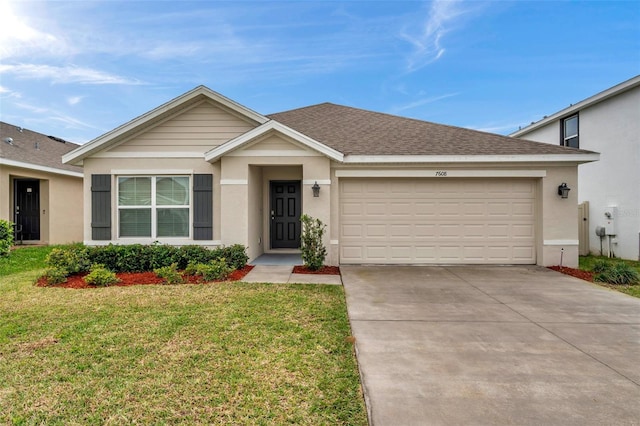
(510, 75, 640, 137)
(63, 85, 269, 166)
(204, 120, 344, 163)
(0, 158, 84, 178)
(342, 153, 600, 164)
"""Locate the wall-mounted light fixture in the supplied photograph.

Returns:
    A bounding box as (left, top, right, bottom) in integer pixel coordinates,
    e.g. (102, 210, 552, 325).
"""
(312, 181, 321, 197)
(557, 182, 570, 199)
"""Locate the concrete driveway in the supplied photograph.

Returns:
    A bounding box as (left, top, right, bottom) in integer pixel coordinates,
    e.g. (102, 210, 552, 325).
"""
(341, 266, 640, 426)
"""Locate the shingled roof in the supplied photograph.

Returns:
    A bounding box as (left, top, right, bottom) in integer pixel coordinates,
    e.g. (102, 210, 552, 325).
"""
(0, 121, 82, 174)
(268, 103, 596, 156)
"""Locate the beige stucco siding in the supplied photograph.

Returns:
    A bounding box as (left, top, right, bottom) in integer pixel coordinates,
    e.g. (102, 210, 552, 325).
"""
(0, 164, 83, 244)
(106, 101, 257, 154)
(81, 157, 216, 244)
(331, 164, 580, 267)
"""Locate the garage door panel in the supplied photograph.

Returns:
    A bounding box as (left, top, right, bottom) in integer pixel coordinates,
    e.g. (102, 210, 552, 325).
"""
(340, 178, 536, 264)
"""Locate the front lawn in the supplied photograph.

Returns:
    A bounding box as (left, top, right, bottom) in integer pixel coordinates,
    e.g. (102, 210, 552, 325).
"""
(0, 250, 367, 424)
(579, 255, 640, 298)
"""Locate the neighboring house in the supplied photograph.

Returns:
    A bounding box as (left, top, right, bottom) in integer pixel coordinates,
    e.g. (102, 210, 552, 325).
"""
(0, 121, 84, 244)
(511, 75, 639, 260)
(63, 86, 598, 267)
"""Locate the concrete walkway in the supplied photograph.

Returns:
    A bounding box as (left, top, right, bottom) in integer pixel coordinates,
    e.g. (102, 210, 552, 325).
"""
(242, 265, 342, 285)
(341, 265, 640, 426)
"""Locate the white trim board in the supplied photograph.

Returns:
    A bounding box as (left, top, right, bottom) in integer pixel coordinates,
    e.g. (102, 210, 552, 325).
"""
(226, 150, 322, 157)
(342, 154, 599, 164)
(112, 169, 194, 175)
(543, 240, 579, 246)
(0, 158, 83, 178)
(220, 179, 248, 185)
(94, 152, 204, 159)
(204, 120, 344, 163)
(335, 169, 547, 178)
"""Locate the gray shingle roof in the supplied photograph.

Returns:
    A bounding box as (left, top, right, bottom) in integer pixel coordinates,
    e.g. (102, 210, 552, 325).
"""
(268, 103, 596, 156)
(0, 121, 82, 174)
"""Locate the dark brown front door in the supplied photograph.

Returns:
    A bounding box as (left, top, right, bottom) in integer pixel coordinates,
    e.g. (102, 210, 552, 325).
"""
(14, 179, 40, 241)
(270, 181, 301, 249)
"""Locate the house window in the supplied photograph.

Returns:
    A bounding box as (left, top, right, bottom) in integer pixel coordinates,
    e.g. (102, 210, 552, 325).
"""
(118, 176, 190, 238)
(561, 114, 579, 148)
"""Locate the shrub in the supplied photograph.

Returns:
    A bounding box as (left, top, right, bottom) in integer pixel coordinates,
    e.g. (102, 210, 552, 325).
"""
(0, 219, 13, 257)
(194, 258, 234, 281)
(154, 263, 183, 285)
(210, 244, 248, 270)
(46, 245, 90, 274)
(41, 267, 69, 285)
(594, 262, 640, 285)
(300, 214, 327, 271)
(177, 245, 214, 269)
(85, 263, 120, 286)
(149, 243, 179, 269)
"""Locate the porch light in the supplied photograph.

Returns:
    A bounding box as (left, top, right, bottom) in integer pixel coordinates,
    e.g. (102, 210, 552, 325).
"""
(557, 183, 571, 199)
(312, 181, 321, 197)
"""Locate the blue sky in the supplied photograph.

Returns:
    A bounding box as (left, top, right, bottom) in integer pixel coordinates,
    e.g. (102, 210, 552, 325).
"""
(0, 0, 638, 144)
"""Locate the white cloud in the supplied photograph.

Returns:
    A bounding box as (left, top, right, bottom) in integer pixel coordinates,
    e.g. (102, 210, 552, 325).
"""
(0, 1, 70, 60)
(0, 64, 144, 85)
(400, 0, 474, 72)
(390, 92, 460, 114)
(15, 101, 103, 133)
(67, 96, 84, 106)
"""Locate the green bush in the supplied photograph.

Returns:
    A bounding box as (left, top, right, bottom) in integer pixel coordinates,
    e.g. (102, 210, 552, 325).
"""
(300, 214, 327, 271)
(45, 245, 90, 274)
(149, 243, 180, 270)
(209, 244, 248, 270)
(594, 262, 640, 285)
(41, 267, 69, 285)
(0, 219, 13, 257)
(177, 245, 214, 269)
(42, 243, 248, 276)
(154, 263, 183, 285)
(194, 258, 234, 281)
(85, 264, 120, 287)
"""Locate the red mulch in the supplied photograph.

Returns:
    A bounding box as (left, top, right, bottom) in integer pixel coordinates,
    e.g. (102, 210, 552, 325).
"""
(292, 265, 341, 275)
(548, 265, 594, 282)
(36, 265, 255, 289)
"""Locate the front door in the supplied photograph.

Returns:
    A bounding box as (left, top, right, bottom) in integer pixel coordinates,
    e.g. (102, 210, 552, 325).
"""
(14, 179, 40, 241)
(270, 181, 301, 249)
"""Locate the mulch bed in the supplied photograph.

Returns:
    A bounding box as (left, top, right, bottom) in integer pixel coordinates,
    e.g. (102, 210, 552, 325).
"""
(292, 265, 341, 275)
(548, 265, 594, 282)
(36, 265, 255, 289)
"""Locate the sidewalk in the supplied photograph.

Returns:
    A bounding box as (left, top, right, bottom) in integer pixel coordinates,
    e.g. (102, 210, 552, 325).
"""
(242, 265, 342, 285)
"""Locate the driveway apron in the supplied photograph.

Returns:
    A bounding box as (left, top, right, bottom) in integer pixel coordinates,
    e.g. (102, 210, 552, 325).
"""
(341, 265, 640, 426)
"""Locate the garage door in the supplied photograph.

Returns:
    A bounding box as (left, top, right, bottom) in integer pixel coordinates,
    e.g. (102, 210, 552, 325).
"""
(339, 178, 536, 264)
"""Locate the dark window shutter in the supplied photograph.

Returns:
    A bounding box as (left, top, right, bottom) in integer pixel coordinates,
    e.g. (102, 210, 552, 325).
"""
(193, 174, 213, 240)
(91, 174, 111, 240)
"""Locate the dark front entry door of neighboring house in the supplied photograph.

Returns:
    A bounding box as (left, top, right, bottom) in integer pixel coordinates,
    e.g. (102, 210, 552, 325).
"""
(14, 179, 40, 241)
(270, 181, 301, 249)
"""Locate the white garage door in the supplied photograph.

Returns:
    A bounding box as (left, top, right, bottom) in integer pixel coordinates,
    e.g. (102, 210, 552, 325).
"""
(339, 178, 536, 264)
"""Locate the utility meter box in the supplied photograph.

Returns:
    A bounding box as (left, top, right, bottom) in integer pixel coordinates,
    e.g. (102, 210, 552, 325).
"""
(603, 206, 618, 235)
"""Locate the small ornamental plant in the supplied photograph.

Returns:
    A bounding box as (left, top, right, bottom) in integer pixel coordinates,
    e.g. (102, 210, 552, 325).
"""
(154, 263, 183, 285)
(185, 258, 233, 282)
(300, 214, 327, 271)
(85, 264, 120, 287)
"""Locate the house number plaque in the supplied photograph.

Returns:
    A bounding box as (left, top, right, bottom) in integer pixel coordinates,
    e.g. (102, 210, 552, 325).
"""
(435, 171, 448, 177)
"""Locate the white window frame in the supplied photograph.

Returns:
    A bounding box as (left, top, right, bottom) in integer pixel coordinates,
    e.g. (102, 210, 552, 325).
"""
(117, 175, 192, 239)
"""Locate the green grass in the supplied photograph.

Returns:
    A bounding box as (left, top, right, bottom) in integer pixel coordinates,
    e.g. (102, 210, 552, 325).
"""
(579, 255, 640, 298)
(0, 247, 367, 425)
(0, 245, 56, 276)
